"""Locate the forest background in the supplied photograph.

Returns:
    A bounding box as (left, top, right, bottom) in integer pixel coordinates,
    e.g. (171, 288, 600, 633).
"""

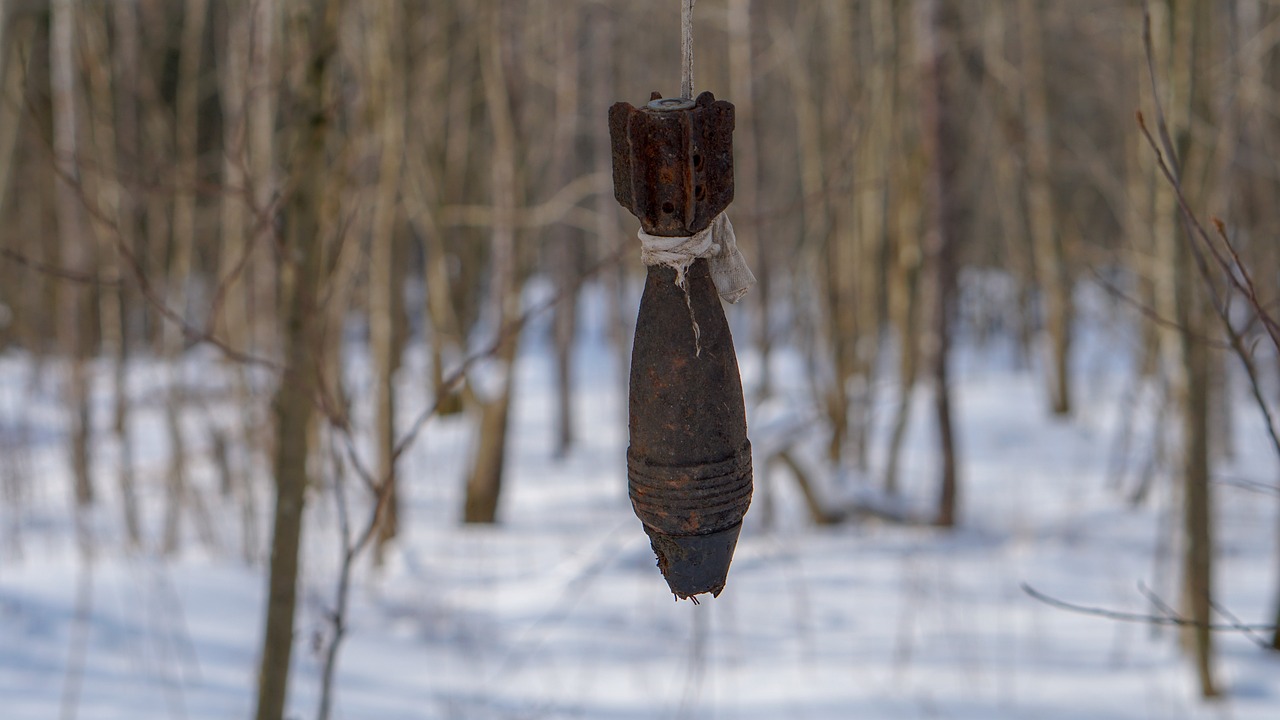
(1, 0, 1280, 718)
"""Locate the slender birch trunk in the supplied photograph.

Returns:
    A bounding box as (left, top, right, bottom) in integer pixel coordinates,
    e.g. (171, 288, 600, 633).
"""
(219, 0, 262, 561)
(1150, 0, 1217, 694)
(0, 7, 28, 216)
(728, 0, 769, 398)
(917, 0, 960, 527)
(1017, 0, 1073, 417)
(366, 0, 406, 560)
(253, 1, 342, 717)
(50, 0, 94, 508)
(1175, 0, 1216, 696)
(463, 0, 521, 524)
(550, 2, 581, 458)
(247, 0, 279, 357)
(784, 8, 831, 445)
(588, 5, 628, 404)
(0, 10, 32, 356)
(851, 0, 895, 466)
(421, 0, 474, 418)
(82, 1, 142, 545)
(827, 2, 857, 467)
(218, 0, 251, 350)
(162, 0, 210, 554)
(882, 0, 919, 496)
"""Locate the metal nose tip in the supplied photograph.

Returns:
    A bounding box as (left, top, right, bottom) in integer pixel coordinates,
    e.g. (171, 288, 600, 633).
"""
(646, 97, 696, 112)
(644, 523, 744, 600)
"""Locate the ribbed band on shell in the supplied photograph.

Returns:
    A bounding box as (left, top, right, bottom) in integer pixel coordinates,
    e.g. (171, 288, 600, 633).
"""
(627, 443, 753, 537)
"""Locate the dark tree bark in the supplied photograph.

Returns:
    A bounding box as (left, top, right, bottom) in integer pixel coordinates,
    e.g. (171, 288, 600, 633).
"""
(1169, 0, 1217, 697)
(917, 0, 961, 528)
(367, 0, 407, 562)
(50, 0, 94, 508)
(1018, 0, 1073, 417)
(253, 1, 343, 717)
(463, 0, 521, 524)
(549, 2, 581, 458)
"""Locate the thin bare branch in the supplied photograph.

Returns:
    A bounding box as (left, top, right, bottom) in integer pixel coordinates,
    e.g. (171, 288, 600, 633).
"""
(0, 247, 122, 287)
(1022, 583, 1275, 633)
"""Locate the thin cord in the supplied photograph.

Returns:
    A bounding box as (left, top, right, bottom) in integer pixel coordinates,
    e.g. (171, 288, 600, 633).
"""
(681, 0, 695, 98)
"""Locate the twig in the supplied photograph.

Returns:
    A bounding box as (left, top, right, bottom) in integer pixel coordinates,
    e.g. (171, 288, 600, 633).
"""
(313, 231, 631, 717)
(1136, 2, 1280, 463)
(1137, 7, 1280, 347)
(1134, 579, 1183, 624)
(388, 235, 630, 469)
(1021, 583, 1275, 633)
(1138, 581, 1274, 650)
(44, 148, 284, 372)
(1204, 590, 1275, 650)
(0, 247, 122, 287)
(1211, 475, 1280, 495)
(1218, 303, 1280, 461)
(1086, 265, 1231, 350)
(316, 442, 354, 720)
(18, 81, 287, 372)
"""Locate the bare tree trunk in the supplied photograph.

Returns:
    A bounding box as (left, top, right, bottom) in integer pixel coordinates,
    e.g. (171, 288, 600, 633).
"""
(851, 0, 897, 467)
(82, 1, 141, 545)
(1150, 0, 1217, 693)
(419, 0, 474, 418)
(1177, 252, 1216, 695)
(366, 0, 406, 561)
(1174, 0, 1217, 696)
(981, 3, 1036, 367)
(112, 0, 146, 547)
(463, 0, 521, 525)
(247, 0, 279, 357)
(218, 0, 262, 561)
(728, 0, 769, 399)
(1018, 0, 1073, 417)
(1263, 0, 1280, 651)
(883, 0, 919, 497)
(917, 0, 960, 528)
(550, 2, 581, 458)
(1123, 1, 1164, 385)
(138, 0, 175, 351)
(0, 7, 29, 216)
(883, 253, 920, 496)
(822, 2, 859, 467)
(588, 5, 628, 406)
(50, 0, 94, 508)
(253, 1, 342, 717)
(162, 0, 209, 555)
(218, 0, 252, 349)
(244, 0, 280, 560)
(0, 7, 22, 353)
(10, 38, 50, 357)
(314, 5, 364, 432)
(783, 9, 833, 462)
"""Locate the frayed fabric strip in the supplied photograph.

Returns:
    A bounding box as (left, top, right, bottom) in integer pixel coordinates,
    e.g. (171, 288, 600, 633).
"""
(637, 213, 756, 304)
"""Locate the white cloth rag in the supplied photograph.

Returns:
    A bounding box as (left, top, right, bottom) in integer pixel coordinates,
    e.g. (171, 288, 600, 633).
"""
(637, 212, 756, 303)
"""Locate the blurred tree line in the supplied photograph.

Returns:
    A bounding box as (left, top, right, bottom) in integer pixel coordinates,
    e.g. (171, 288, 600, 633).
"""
(1, 0, 1279, 713)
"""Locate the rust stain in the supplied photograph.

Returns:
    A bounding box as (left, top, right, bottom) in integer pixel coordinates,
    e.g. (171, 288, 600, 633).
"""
(610, 91, 752, 601)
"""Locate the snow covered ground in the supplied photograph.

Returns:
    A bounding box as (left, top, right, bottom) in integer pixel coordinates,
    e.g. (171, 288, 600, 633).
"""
(1, 285, 1278, 719)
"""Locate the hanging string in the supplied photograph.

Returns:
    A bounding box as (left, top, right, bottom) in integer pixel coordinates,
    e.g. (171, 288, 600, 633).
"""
(681, 0, 696, 99)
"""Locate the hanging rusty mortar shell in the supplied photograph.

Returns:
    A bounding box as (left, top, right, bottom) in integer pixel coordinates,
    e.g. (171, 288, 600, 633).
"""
(609, 91, 752, 600)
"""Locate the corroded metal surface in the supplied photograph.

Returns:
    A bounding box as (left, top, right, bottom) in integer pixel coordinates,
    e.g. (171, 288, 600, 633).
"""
(609, 91, 735, 236)
(609, 91, 752, 600)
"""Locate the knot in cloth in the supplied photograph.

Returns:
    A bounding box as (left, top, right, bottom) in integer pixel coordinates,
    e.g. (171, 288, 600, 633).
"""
(638, 213, 756, 304)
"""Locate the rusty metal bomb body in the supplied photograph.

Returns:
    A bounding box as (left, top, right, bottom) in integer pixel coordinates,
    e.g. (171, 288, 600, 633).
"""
(609, 91, 752, 600)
